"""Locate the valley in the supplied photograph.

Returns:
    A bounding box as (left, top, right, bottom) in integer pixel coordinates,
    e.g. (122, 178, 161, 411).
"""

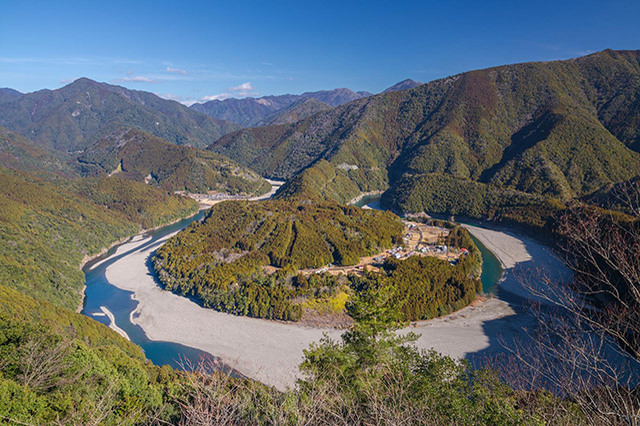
(80, 191, 565, 391)
(2, 42, 640, 423)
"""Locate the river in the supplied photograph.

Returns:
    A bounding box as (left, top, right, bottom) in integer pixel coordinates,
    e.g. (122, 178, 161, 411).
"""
(82, 195, 507, 374)
(82, 210, 217, 370)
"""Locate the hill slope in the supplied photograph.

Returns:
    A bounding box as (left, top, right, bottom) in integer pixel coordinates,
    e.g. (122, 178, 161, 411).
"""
(0, 126, 75, 176)
(0, 168, 197, 310)
(0, 87, 23, 103)
(0, 78, 239, 152)
(210, 50, 640, 216)
(76, 128, 270, 194)
(262, 98, 331, 125)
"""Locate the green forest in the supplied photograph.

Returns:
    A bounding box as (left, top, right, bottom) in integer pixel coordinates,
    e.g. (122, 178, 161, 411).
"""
(153, 199, 404, 321)
(0, 278, 581, 425)
(382, 172, 565, 236)
(211, 50, 640, 234)
(76, 128, 271, 195)
(0, 168, 198, 310)
(349, 224, 482, 321)
(154, 200, 484, 322)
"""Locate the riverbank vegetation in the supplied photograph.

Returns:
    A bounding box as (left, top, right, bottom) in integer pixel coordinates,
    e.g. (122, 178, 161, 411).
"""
(0, 168, 198, 310)
(382, 172, 564, 238)
(366, 255, 480, 321)
(153, 200, 404, 321)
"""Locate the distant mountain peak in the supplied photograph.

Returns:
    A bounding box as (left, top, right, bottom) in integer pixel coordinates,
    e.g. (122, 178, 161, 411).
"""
(382, 79, 422, 93)
(0, 87, 25, 103)
(0, 78, 240, 152)
(191, 87, 372, 127)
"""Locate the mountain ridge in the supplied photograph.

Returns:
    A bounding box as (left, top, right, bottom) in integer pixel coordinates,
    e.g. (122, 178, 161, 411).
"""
(0, 78, 240, 152)
(190, 87, 373, 127)
(209, 49, 640, 219)
(76, 127, 270, 194)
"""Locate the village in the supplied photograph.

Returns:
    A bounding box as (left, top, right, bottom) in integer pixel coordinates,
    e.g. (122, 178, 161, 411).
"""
(175, 190, 257, 207)
(299, 220, 468, 277)
(176, 179, 285, 208)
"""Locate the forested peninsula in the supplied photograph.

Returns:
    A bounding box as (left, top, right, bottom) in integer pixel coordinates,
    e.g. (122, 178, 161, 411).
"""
(153, 200, 482, 322)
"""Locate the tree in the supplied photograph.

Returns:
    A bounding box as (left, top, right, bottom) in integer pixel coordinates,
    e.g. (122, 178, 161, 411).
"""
(501, 181, 640, 424)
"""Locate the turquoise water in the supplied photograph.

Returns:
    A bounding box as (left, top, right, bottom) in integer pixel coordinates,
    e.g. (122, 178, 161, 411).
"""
(469, 235, 503, 293)
(81, 210, 232, 371)
(354, 194, 383, 208)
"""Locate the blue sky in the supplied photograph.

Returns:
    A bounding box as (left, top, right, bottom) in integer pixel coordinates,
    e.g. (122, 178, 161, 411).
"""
(1, 0, 639, 105)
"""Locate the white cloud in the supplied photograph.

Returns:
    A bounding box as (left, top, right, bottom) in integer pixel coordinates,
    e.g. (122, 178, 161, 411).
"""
(197, 82, 259, 103)
(115, 76, 158, 83)
(166, 66, 188, 75)
(200, 93, 232, 102)
(228, 82, 254, 92)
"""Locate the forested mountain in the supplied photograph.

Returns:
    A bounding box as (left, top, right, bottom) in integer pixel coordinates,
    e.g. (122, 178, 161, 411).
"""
(0, 78, 239, 152)
(190, 87, 372, 127)
(0, 126, 75, 176)
(262, 98, 331, 125)
(210, 50, 640, 221)
(0, 168, 197, 310)
(76, 128, 270, 194)
(382, 78, 422, 92)
(303, 88, 373, 106)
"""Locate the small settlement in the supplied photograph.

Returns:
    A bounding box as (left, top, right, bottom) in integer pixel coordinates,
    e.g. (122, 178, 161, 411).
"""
(175, 190, 252, 208)
(299, 220, 468, 277)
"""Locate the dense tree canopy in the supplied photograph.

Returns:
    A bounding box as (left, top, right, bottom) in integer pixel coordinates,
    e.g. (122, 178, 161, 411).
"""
(0, 168, 198, 309)
(153, 200, 404, 321)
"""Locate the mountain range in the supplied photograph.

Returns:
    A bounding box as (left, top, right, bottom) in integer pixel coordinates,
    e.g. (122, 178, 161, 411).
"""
(208, 49, 640, 221)
(189, 79, 422, 127)
(0, 78, 240, 152)
(190, 87, 372, 127)
(2, 50, 640, 224)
